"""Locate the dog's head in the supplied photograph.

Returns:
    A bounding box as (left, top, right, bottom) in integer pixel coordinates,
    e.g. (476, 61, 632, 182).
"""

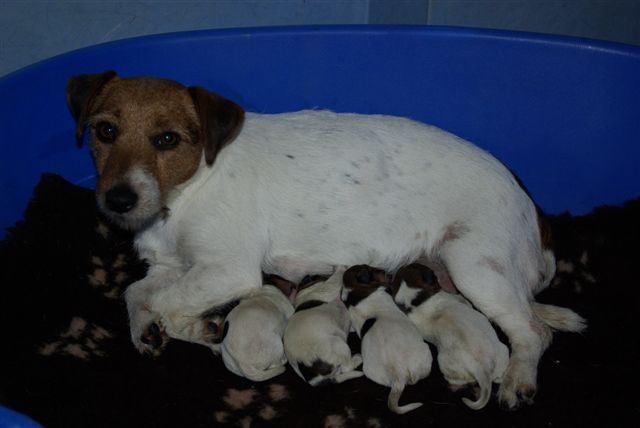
(341, 264, 392, 307)
(391, 263, 440, 312)
(66, 71, 244, 230)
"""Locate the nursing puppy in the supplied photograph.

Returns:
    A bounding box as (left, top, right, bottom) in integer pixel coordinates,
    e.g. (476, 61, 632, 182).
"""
(283, 267, 363, 386)
(393, 263, 509, 410)
(342, 265, 432, 414)
(219, 279, 295, 382)
(67, 71, 586, 408)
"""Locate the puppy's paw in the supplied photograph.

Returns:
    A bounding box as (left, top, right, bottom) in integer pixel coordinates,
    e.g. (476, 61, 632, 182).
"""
(350, 353, 363, 369)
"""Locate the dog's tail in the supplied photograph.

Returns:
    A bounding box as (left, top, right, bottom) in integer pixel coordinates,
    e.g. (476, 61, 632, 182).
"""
(533, 302, 587, 333)
(461, 369, 492, 410)
(387, 380, 423, 414)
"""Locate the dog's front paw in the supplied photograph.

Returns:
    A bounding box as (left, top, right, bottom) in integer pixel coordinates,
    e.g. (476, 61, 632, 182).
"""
(129, 308, 169, 356)
(138, 321, 169, 356)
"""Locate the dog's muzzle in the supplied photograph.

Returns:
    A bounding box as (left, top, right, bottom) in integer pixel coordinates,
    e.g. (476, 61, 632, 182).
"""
(105, 184, 138, 214)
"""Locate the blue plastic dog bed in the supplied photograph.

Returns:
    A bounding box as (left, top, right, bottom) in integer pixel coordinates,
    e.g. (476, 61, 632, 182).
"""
(0, 26, 639, 425)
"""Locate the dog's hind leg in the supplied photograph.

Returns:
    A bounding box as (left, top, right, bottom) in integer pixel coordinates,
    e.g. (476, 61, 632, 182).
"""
(441, 242, 553, 410)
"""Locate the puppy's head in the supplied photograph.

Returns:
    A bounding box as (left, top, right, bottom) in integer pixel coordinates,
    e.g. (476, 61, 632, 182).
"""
(391, 263, 440, 312)
(341, 265, 392, 307)
(66, 71, 244, 230)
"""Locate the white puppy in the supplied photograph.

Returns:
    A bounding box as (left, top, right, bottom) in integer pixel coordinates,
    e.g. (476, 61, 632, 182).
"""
(393, 263, 509, 410)
(219, 281, 294, 382)
(283, 267, 363, 386)
(67, 72, 587, 408)
(342, 265, 432, 414)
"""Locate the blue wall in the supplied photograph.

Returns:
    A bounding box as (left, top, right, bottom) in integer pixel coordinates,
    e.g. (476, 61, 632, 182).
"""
(1, 0, 639, 77)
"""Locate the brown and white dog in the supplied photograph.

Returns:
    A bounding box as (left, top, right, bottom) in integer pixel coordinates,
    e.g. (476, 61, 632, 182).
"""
(283, 267, 363, 386)
(67, 71, 585, 408)
(342, 265, 432, 414)
(392, 263, 510, 410)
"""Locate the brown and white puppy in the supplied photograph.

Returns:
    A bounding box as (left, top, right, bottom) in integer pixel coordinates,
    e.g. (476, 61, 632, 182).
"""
(283, 267, 363, 386)
(67, 71, 586, 408)
(342, 265, 432, 414)
(218, 278, 295, 382)
(392, 263, 510, 410)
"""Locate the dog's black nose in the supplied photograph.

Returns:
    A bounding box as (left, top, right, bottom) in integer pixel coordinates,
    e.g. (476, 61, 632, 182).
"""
(105, 184, 138, 213)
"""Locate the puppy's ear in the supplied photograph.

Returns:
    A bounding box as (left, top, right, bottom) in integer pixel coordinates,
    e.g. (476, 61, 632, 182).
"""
(66, 71, 117, 146)
(188, 87, 245, 166)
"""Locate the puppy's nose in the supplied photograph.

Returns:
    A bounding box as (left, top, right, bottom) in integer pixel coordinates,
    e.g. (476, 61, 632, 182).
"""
(105, 184, 138, 213)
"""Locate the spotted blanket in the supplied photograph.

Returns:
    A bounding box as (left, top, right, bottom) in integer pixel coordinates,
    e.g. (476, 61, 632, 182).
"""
(0, 174, 638, 427)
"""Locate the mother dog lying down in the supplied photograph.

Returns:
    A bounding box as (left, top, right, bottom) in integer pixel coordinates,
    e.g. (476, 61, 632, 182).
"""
(67, 72, 585, 409)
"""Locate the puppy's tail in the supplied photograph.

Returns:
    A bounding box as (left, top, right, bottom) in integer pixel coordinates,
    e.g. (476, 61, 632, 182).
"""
(533, 302, 587, 333)
(461, 369, 492, 410)
(387, 380, 423, 414)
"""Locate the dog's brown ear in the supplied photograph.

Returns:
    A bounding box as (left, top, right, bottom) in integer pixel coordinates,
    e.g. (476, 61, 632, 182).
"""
(66, 71, 117, 145)
(188, 87, 245, 166)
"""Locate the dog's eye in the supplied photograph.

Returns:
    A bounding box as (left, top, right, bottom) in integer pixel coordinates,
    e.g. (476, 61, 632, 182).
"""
(95, 121, 117, 143)
(153, 132, 180, 150)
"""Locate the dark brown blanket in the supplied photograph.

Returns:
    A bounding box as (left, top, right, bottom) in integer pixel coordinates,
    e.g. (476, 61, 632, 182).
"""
(1, 174, 638, 427)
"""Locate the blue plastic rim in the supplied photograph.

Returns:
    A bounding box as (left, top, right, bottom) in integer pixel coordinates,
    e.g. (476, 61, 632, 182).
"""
(1, 25, 640, 238)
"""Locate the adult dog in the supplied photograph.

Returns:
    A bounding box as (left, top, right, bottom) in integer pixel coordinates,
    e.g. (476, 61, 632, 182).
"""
(67, 71, 584, 408)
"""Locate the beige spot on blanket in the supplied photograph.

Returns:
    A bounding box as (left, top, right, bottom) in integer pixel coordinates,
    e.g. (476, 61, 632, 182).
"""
(324, 414, 347, 428)
(88, 268, 108, 287)
(556, 259, 574, 273)
(96, 222, 110, 239)
(91, 256, 105, 267)
(63, 343, 90, 360)
(62, 317, 88, 339)
(38, 341, 61, 356)
(114, 271, 129, 285)
(104, 287, 122, 299)
(238, 416, 252, 428)
(267, 383, 290, 402)
(113, 253, 127, 269)
(259, 405, 277, 420)
(367, 417, 383, 428)
(91, 325, 113, 340)
(344, 406, 356, 420)
(214, 411, 229, 423)
(223, 388, 257, 410)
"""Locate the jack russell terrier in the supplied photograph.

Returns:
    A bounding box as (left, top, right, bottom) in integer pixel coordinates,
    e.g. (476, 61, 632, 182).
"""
(342, 265, 432, 414)
(392, 263, 510, 410)
(283, 267, 363, 386)
(66, 71, 586, 408)
(218, 278, 295, 382)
